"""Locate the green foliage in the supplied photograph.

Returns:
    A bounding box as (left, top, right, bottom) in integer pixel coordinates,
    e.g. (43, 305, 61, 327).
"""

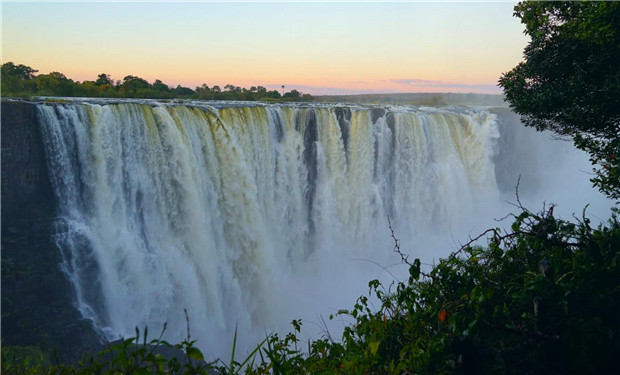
(2, 62, 38, 80)
(153, 79, 170, 92)
(35, 72, 75, 96)
(1, 62, 38, 96)
(120, 75, 152, 94)
(246, 205, 620, 374)
(95, 73, 114, 86)
(1, 61, 313, 102)
(1, 312, 269, 374)
(1, 345, 51, 374)
(282, 89, 300, 100)
(499, 2, 620, 199)
(3, 206, 618, 374)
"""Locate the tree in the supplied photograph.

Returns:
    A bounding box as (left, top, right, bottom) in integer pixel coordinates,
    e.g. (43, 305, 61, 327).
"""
(256, 86, 267, 96)
(152, 79, 170, 92)
(1, 62, 38, 94)
(283, 89, 301, 100)
(76, 81, 100, 97)
(2, 62, 37, 80)
(35, 72, 74, 96)
(265, 90, 281, 99)
(173, 85, 195, 96)
(224, 84, 241, 93)
(195, 83, 213, 100)
(499, 1, 620, 199)
(243, 206, 620, 374)
(95, 73, 113, 86)
(120, 75, 151, 93)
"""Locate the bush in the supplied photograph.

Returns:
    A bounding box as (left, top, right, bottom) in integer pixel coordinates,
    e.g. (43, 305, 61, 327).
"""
(249, 204, 620, 374)
(4, 204, 618, 374)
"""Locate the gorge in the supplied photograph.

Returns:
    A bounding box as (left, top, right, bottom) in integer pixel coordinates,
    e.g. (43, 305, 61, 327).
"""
(1, 99, 611, 361)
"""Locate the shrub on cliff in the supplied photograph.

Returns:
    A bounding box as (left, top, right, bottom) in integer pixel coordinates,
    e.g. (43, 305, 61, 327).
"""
(3, 203, 618, 374)
(249, 204, 620, 374)
(499, 1, 620, 200)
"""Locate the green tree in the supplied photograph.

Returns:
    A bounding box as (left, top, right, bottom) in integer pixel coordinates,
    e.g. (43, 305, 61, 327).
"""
(35, 72, 74, 96)
(76, 81, 100, 97)
(224, 84, 241, 93)
(195, 83, 213, 100)
(173, 85, 195, 97)
(1, 62, 38, 95)
(2, 62, 38, 80)
(264, 89, 281, 99)
(256, 86, 267, 96)
(120, 75, 151, 94)
(282, 89, 301, 100)
(152, 79, 170, 92)
(95, 73, 113, 86)
(499, 1, 620, 199)
(244, 206, 620, 374)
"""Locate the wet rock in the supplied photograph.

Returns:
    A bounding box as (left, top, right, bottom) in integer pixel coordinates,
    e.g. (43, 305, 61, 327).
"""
(1, 100, 101, 362)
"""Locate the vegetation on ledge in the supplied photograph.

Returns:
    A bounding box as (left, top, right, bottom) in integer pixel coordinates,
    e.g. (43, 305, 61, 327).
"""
(499, 1, 620, 200)
(2, 203, 619, 374)
(0, 64, 313, 102)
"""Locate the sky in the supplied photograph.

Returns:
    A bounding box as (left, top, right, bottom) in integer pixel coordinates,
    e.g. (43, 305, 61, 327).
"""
(1, 1, 529, 95)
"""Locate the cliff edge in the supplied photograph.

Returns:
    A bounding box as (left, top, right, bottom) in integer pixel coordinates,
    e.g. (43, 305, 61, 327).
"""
(1, 100, 100, 361)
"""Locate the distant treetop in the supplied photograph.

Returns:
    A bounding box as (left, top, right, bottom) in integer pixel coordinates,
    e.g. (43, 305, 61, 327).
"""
(0, 62, 313, 103)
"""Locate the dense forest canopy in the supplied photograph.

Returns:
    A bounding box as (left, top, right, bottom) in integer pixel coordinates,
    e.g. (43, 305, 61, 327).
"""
(1, 62, 511, 106)
(0, 62, 313, 102)
(499, 1, 620, 199)
(1, 63, 509, 106)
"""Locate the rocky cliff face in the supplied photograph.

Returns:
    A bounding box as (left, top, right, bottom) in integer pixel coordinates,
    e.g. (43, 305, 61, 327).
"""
(1, 100, 101, 361)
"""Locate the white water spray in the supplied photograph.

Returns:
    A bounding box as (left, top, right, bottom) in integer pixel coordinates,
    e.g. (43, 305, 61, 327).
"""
(37, 100, 611, 358)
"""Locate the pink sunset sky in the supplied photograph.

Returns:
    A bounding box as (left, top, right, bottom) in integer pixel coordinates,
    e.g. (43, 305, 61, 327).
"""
(2, 2, 528, 95)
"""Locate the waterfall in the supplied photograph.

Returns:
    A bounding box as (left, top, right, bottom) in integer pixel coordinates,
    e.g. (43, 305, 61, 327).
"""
(36, 100, 608, 358)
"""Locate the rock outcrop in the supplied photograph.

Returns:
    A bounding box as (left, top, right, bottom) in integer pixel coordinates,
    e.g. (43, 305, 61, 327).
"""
(1, 100, 100, 361)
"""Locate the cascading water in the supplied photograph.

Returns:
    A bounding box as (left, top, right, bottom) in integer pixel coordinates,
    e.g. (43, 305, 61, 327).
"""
(36, 100, 611, 358)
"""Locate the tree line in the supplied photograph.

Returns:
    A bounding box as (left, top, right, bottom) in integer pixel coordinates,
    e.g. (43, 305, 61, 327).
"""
(0, 62, 313, 102)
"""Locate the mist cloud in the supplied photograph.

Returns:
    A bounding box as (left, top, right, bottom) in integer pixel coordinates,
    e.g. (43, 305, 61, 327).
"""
(391, 78, 501, 93)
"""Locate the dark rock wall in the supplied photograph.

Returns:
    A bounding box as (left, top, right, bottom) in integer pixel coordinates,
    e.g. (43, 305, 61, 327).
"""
(1, 100, 100, 361)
